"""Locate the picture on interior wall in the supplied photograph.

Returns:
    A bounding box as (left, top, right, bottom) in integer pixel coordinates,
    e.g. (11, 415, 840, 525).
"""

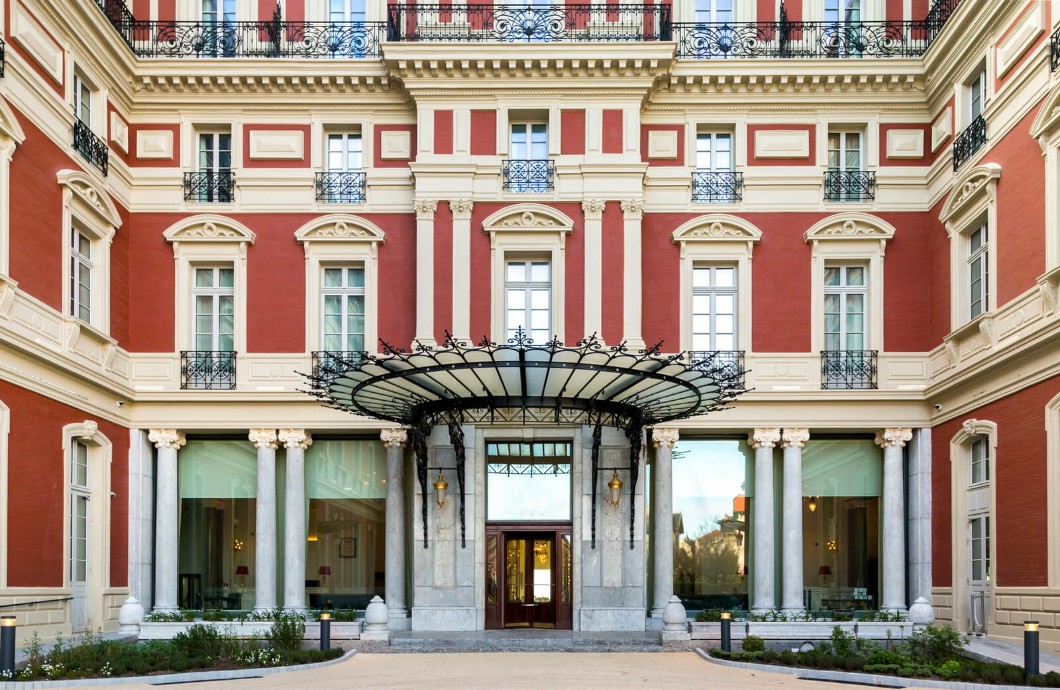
(340, 537, 357, 559)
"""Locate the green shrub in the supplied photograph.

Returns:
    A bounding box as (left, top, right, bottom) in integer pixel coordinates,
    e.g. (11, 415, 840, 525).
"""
(761, 649, 779, 663)
(936, 659, 960, 679)
(840, 655, 864, 671)
(710, 649, 733, 659)
(778, 650, 797, 665)
(864, 663, 902, 674)
(694, 608, 722, 622)
(908, 623, 966, 663)
(265, 615, 305, 653)
(144, 609, 195, 622)
(866, 648, 907, 666)
(172, 624, 230, 658)
(829, 625, 855, 657)
(1002, 665, 1026, 684)
(741, 634, 764, 652)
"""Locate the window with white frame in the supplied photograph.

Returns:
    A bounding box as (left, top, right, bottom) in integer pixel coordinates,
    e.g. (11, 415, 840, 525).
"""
(507, 123, 550, 193)
(327, 132, 362, 172)
(69, 439, 89, 584)
(193, 266, 235, 352)
(823, 264, 867, 352)
(696, 132, 733, 171)
(322, 266, 366, 352)
(826, 129, 868, 201)
(970, 435, 989, 485)
(320, 132, 365, 203)
(968, 66, 987, 124)
(74, 73, 92, 128)
(192, 130, 233, 203)
(330, 0, 366, 23)
(693, 131, 738, 203)
(693, 0, 732, 23)
(69, 228, 93, 323)
(824, 0, 860, 23)
(505, 259, 551, 343)
(827, 130, 862, 173)
(691, 265, 737, 352)
(967, 222, 989, 319)
(58, 170, 118, 334)
(202, 0, 237, 56)
(969, 514, 991, 584)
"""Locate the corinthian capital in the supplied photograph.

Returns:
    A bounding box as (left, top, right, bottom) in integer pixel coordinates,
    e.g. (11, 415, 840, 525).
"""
(380, 428, 408, 448)
(449, 199, 474, 217)
(748, 428, 781, 449)
(874, 427, 913, 449)
(248, 428, 278, 450)
(413, 199, 438, 218)
(620, 198, 645, 217)
(582, 199, 606, 216)
(781, 428, 810, 449)
(652, 427, 679, 449)
(278, 429, 313, 450)
(149, 429, 186, 450)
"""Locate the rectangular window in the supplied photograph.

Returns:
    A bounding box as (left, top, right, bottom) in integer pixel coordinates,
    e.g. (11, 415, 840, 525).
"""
(330, 0, 366, 23)
(322, 266, 366, 352)
(693, 0, 732, 23)
(193, 266, 235, 352)
(327, 133, 362, 173)
(505, 259, 550, 344)
(71, 440, 89, 489)
(968, 223, 988, 318)
(824, 0, 861, 23)
(970, 436, 989, 485)
(969, 68, 986, 122)
(823, 265, 866, 351)
(70, 229, 93, 323)
(74, 74, 92, 126)
(506, 122, 550, 193)
(691, 265, 737, 351)
(827, 131, 862, 172)
(202, 0, 237, 56)
(69, 439, 89, 584)
(969, 515, 990, 583)
(510, 123, 548, 160)
(194, 131, 233, 203)
(696, 132, 733, 171)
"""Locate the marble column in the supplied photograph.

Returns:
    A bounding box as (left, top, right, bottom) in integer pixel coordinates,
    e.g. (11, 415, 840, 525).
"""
(650, 427, 679, 618)
(582, 199, 605, 340)
(413, 199, 438, 348)
(620, 199, 645, 351)
(148, 429, 185, 610)
(279, 429, 312, 611)
(381, 428, 409, 622)
(450, 200, 474, 342)
(781, 428, 809, 612)
(876, 427, 912, 612)
(749, 428, 780, 612)
(250, 429, 278, 611)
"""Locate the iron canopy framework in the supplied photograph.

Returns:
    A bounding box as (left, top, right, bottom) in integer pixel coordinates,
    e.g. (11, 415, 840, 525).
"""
(307, 330, 746, 550)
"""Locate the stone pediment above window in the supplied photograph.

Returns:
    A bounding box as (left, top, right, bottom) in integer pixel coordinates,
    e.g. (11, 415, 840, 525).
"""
(294, 214, 385, 243)
(163, 215, 256, 245)
(803, 212, 896, 245)
(0, 96, 26, 147)
(482, 204, 575, 234)
(671, 214, 763, 243)
(57, 170, 121, 235)
(1030, 80, 1060, 150)
(939, 163, 1001, 230)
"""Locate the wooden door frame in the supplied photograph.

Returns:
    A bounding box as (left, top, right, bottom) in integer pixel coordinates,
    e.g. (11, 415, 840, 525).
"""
(485, 522, 572, 630)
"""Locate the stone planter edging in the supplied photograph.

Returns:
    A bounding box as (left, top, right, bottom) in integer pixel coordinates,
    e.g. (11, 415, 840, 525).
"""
(689, 620, 915, 642)
(139, 619, 362, 640)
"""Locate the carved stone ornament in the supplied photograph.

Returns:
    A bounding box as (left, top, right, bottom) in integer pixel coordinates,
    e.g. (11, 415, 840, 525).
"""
(652, 427, 680, 449)
(413, 199, 439, 217)
(499, 211, 560, 228)
(248, 428, 279, 450)
(748, 428, 781, 449)
(278, 428, 313, 450)
(874, 427, 913, 449)
(163, 215, 256, 244)
(449, 199, 474, 215)
(380, 428, 408, 448)
(939, 164, 1001, 224)
(781, 428, 810, 448)
(294, 214, 385, 243)
(672, 214, 763, 244)
(804, 213, 896, 243)
(581, 199, 606, 215)
(620, 198, 646, 216)
(148, 428, 187, 450)
(961, 419, 980, 436)
(57, 170, 122, 229)
(483, 204, 575, 232)
(77, 420, 100, 442)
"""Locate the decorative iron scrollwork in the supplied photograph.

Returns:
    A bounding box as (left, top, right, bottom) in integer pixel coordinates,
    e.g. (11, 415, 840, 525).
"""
(184, 171, 235, 203)
(821, 350, 878, 390)
(180, 351, 237, 390)
(315, 171, 367, 204)
(692, 171, 742, 203)
(502, 160, 554, 193)
(73, 120, 109, 177)
(952, 115, 986, 172)
(823, 170, 876, 202)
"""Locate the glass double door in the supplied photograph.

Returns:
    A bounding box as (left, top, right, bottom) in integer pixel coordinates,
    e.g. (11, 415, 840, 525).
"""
(486, 526, 572, 629)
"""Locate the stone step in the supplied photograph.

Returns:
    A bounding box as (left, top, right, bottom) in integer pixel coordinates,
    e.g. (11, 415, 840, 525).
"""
(371, 631, 669, 653)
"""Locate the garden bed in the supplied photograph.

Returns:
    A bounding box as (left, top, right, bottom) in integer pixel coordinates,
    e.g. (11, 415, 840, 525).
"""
(138, 609, 363, 641)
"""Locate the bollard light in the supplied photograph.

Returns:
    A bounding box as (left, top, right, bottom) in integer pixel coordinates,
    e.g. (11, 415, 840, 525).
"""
(1025, 621, 1040, 678)
(720, 611, 731, 652)
(0, 616, 15, 677)
(319, 612, 331, 652)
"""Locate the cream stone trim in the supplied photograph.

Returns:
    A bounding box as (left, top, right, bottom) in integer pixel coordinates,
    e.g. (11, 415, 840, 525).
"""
(484, 204, 574, 343)
(748, 428, 781, 449)
(0, 400, 9, 589)
(380, 428, 408, 448)
(582, 200, 605, 342)
(0, 97, 26, 278)
(651, 427, 679, 449)
(804, 213, 894, 353)
(1048, 393, 1060, 588)
(248, 428, 278, 449)
(163, 215, 254, 353)
(940, 164, 1001, 331)
(781, 428, 810, 448)
(58, 170, 120, 336)
(279, 429, 313, 450)
(148, 429, 187, 450)
(61, 421, 113, 633)
(1031, 83, 1060, 271)
(294, 214, 383, 354)
(451, 200, 474, 341)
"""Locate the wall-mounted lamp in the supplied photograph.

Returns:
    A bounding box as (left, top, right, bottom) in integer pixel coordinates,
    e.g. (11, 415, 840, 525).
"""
(433, 469, 449, 508)
(607, 470, 623, 507)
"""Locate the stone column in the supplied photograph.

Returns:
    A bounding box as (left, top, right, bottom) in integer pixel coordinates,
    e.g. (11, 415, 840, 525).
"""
(250, 429, 278, 611)
(413, 199, 438, 348)
(876, 427, 912, 612)
(781, 428, 809, 612)
(650, 427, 679, 619)
(749, 428, 780, 612)
(450, 200, 473, 342)
(381, 428, 409, 623)
(620, 199, 645, 351)
(582, 199, 605, 340)
(279, 429, 312, 611)
(148, 429, 185, 610)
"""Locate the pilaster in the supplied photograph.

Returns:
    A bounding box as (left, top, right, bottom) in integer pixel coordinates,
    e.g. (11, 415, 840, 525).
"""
(414, 199, 439, 348)
(450, 200, 474, 343)
(582, 199, 606, 341)
(621, 199, 645, 351)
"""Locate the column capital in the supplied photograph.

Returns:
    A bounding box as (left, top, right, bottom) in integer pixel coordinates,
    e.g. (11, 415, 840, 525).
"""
(248, 428, 278, 450)
(148, 428, 186, 450)
(652, 427, 679, 449)
(875, 427, 913, 449)
(449, 199, 473, 219)
(748, 428, 781, 449)
(581, 199, 606, 218)
(620, 198, 645, 218)
(278, 428, 313, 450)
(380, 428, 408, 448)
(413, 199, 439, 219)
(781, 428, 810, 448)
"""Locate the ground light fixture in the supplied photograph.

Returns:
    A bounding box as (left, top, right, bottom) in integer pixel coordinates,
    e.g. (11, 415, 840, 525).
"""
(607, 471, 623, 507)
(319, 612, 331, 651)
(433, 469, 449, 508)
(1, 616, 15, 677)
(1025, 621, 1039, 677)
(719, 611, 731, 652)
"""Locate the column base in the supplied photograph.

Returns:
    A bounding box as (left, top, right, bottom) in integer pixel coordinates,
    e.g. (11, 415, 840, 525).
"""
(388, 608, 411, 631)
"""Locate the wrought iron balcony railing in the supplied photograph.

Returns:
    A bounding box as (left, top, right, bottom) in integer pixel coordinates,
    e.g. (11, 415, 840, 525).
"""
(503, 159, 555, 193)
(824, 169, 876, 202)
(386, 3, 671, 42)
(0, 37, 6, 78)
(181, 351, 237, 390)
(692, 170, 743, 203)
(1051, 24, 1060, 72)
(821, 350, 878, 390)
(184, 171, 235, 203)
(311, 351, 367, 386)
(924, 0, 960, 37)
(73, 120, 109, 177)
(315, 171, 367, 204)
(674, 20, 934, 59)
(688, 350, 746, 391)
(952, 115, 986, 171)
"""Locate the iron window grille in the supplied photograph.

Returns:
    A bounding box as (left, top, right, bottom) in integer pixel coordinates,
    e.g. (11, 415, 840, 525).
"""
(0, 37, 5, 78)
(692, 171, 743, 203)
(1053, 23, 1060, 72)
(184, 170, 235, 203)
(315, 171, 367, 204)
(952, 115, 986, 171)
(180, 351, 237, 390)
(688, 350, 746, 391)
(821, 350, 878, 390)
(503, 159, 555, 193)
(73, 120, 109, 177)
(311, 350, 366, 382)
(823, 170, 876, 202)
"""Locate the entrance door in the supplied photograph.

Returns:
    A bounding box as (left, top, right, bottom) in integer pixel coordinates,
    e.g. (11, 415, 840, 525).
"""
(486, 526, 572, 629)
(968, 515, 990, 634)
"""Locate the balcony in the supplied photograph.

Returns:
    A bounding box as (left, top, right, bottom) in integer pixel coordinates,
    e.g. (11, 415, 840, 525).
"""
(386, 3, 671, 43)
(692, 170, 742, 203)
(823, 170, 876, 202)
(952, 115, 986, 171)
(184, 171, 235, 203)
(73, 120, 109, 176)
(821, 350, 878, 390)
(1053, 23, 1060, 71)
(503, 159, 555, 193)
(688, 350, 746, 391)
(180, 351, 237, 390)
(0, 37, 5, 78)
(315, 171, 367, 204)
(312, 351, 366, 386)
